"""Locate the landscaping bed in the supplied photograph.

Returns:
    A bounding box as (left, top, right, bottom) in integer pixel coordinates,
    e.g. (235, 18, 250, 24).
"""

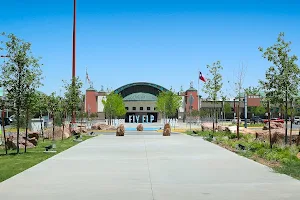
(186, 130, 300, 180)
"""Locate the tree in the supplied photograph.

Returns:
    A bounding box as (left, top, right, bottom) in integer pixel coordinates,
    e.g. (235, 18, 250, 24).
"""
(224, 102, 231, 116)
(259, 32, 300, 144)
(0, 33, 42, 154)
(203, 61, 223, 132)
(244, 86, 260, 95)
(156, 90, 182, 119)
(63, 76, 83, 124)
(252, 105, 266, 116)
(47, 92, 59, 140)
(102, 93, 126, 124)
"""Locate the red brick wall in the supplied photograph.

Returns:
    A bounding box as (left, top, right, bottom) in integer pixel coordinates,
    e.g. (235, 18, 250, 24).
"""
(247, 95, 261, 107)
(85, 90, 98, 113)
(185, 91, 199, 112)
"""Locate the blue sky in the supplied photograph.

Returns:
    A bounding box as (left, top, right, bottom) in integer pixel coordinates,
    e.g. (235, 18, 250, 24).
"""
(0, 0, 300, 98)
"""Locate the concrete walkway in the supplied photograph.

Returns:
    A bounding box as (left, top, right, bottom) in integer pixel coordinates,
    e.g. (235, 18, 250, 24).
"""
(1, 131, 300, 200)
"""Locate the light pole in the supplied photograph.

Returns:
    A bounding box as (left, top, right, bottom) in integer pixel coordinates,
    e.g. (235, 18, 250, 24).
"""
(71, 0, 76, 124)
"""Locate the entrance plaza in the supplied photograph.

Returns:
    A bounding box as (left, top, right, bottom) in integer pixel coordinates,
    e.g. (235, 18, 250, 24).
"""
(1, 131, 299, 200)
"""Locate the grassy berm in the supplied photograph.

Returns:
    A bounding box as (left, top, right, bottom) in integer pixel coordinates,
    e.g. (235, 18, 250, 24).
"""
(186, 130, 300, 180)
(0, 135, 91, 182)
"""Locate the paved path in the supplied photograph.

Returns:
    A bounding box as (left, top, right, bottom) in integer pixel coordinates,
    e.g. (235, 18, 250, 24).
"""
(1, 132, 300, 200)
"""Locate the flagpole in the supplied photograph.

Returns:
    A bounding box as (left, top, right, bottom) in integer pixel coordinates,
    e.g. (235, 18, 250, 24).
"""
(198, 70, 200, 111)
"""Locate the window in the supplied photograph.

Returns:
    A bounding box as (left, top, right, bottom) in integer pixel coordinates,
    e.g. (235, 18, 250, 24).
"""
(140, 107, 143, 111)
(154, 107, 156, 110)
(125, 107, 128, 110)
(133, 107, 136, 110)
(147, 107, 151, 111)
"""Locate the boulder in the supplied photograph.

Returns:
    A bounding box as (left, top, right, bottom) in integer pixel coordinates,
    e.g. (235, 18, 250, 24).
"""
(163, 123, 171, 136)
(6, 136, 17, 150)
(28, 132, 39, 140)
(297, 152, 300, 160)
(217, 125, 227, 132)
(201, 123, 214, 131)
(44, 126, 71, 140)
(27, 137, 38, 146)
(116, 124, 125, 136)
(137, 124, 143, 131)
(263, 122, 284, 130)
(227, 126, 237, 134)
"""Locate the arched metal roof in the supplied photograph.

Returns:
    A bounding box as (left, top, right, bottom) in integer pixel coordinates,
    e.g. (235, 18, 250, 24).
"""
(114, 82, 168, 99)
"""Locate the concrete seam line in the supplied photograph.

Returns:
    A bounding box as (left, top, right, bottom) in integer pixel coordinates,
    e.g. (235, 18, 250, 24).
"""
(144, 136, 155, 200)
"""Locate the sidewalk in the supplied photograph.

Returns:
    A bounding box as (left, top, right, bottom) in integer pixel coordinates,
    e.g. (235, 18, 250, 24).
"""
(0, 131, 299, 200)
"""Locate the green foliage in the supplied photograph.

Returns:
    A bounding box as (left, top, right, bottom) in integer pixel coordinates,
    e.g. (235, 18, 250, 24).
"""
(251, 105, 266, 116)
(102, 93, 126, 119)
(63, 77, 83, 116)
(156, 90, 182, 118)
(224, 102, 231, 114)
(244, 86, 261, 95)
(203, 61, 223, 101)
(259, 32, 299, 105)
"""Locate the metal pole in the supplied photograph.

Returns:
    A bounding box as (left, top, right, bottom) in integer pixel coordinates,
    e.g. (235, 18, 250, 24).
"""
(72, 0, 76, 124)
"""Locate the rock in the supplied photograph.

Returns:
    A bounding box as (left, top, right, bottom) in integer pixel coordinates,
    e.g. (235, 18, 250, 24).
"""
(263, 122, 284, 130)
(27, 137, 38, 146)
(137, 124, 143, 131)
(116, 124, 125, 136)
(92, 123, 116, 131)
(163, 123, 171, 136)
(163, 128, 171, 136)
(6, 136, 17, 150)
(28, 132, 39, 140)
(44, 126, 71, 140)
(201, 123, 214, 131)
(227, 126, 237, 134)
(217, 125, 227, 132)
(297, 152, 300, 160)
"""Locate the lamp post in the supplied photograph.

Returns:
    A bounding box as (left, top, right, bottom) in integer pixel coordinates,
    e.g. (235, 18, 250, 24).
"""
(71, 0, 76, 124)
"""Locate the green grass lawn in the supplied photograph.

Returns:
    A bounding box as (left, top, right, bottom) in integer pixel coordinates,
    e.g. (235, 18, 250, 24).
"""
(0, 135, 92, 182)
(186, 130, 300, 180)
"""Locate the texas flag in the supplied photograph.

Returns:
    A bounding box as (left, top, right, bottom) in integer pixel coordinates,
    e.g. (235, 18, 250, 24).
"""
(199, 72, 206, 82)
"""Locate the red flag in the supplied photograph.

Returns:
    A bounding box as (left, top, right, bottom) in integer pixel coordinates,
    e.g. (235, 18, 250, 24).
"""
(199, 72, 206, 82)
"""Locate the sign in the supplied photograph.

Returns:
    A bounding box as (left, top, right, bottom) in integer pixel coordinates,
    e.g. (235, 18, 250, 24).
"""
(128, 115, 154, 123)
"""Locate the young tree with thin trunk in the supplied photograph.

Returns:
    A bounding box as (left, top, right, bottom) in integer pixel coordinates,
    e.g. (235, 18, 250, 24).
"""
(0, 33, 42, 154)
(203, 61, 223, 133)
(259, 32, 300, 145)
(63, 77, 83, 128)
(102, 93, 126, 125)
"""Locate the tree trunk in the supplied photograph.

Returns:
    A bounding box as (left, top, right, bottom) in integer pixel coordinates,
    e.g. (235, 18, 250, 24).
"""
(290, 101, 293, 145)
(237, 104, 240, 140)
(40, 112, 44, 142)
(285, 87, 288, 144)
(52, 113, 55, 141)
(268, 101, 272, 149)
(213, 100, 215, 133)
(2, 103, 7, 155)
(62, 112, 65, 140)
(25, 107, 29, 153)
(16, 105, 20, 154)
